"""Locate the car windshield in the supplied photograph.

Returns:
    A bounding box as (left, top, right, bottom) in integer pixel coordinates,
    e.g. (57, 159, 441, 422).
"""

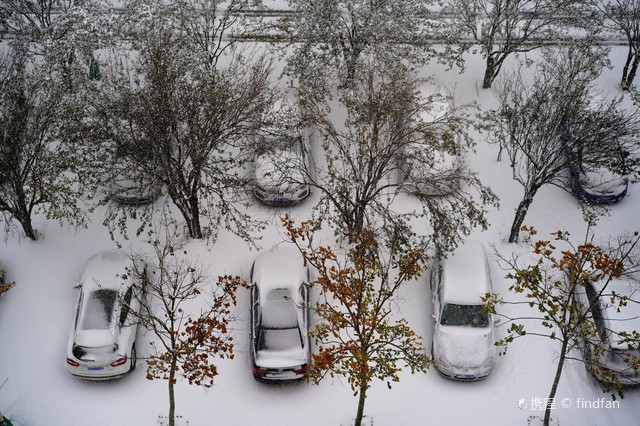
(441, 303, 489, 328)
(80, 289, 118, 330)
(72, 343, 118, 362)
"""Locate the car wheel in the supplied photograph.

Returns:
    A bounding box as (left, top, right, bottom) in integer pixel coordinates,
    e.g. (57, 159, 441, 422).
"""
(130, 345, 137, 371)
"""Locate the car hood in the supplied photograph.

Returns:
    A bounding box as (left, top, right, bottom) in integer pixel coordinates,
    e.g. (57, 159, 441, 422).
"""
(255, 150, 305, 191)
(579, 166, 628, 197)
(75, 329, 118, 348)
(435, 324, 494, 367)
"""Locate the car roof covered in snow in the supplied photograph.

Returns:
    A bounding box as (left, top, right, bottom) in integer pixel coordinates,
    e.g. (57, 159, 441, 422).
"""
(440, 240, 491, 305)
(593, 276, 640, 349)
(252, 246, 307, 305)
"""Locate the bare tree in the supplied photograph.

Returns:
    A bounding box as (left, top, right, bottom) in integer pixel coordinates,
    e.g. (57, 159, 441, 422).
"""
(302, 62, 497, 255)
(486, 45, 639, 243)
(126, 220, 242, 426)
(446, 0, 587, 88)
(591, 0, 640, 90)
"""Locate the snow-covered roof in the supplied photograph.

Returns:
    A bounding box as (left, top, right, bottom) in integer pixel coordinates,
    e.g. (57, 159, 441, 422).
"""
(596, 276, 640, 349)
(440, 240, 491, 305)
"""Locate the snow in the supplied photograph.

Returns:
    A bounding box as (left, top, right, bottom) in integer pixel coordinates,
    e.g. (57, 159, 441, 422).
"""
(1, 45, 640, 426)
(597, 277, 640, 346)
(440, 239, 491, 304)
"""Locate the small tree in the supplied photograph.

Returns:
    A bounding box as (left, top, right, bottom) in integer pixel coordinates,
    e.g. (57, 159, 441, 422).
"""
(281, 0, 440, 94)
(488, 223, 640, 426)
(591, 0, 640, 90)
(127, 221, 242, 426)
(446, 0, 588, 88)
(0, 43, 89, 240)
(486, 45, 639, 243)
(284, 216, 431, 426)
(302, 61, 497, 254)
(88, 20, 276, 241)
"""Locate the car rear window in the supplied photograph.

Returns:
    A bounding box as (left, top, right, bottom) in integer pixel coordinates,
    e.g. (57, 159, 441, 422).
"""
(261, 288, 298, 329)
(441, 303, 489, 328)
(80, 289, 118, 330)
(259, 328, 302, 351)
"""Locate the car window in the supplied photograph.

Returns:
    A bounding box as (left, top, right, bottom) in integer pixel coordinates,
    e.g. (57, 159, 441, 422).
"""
(441, 303, 489, 328)
(80, 288, 118, 330)
(585, 283, 607, 342)
(119, 286, 134, 327)
(258, 328, 303, 351)
(261, 288, 298, 329)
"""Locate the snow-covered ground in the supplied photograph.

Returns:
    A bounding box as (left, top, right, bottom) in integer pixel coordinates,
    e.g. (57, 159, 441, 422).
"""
(1, 46, 639, 426)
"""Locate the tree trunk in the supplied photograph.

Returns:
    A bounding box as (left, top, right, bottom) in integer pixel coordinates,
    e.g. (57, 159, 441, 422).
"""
(623, 53, 640, 92)
(354, 386, 367, 426)
(187, 195, 203, 240)
(482, 55, 495, 89)
(173, 194, 203, 240)
(543, 336, 569, 426)
(169, 351, 177, 426)
(19, 215, 37, 241)
(621, 45, 633, 91)
(508, 188, 537, 243)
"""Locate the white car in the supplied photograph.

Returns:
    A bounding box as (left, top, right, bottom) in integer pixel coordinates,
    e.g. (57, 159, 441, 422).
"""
(107, 141, 162, 206)
(400, 82, 462, 196)
(66, 250, 145, 379)
(249, 247, 311, 381)
(431, 240, 497, 380)
(253, 135, 311, 205)
(574, 276, 640, 386)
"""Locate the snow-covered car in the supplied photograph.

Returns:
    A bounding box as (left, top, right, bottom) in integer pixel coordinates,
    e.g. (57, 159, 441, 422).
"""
(253, 134, 311, 206)
(107, 141, 162, 205)
(249, 247, 311, 381)
(66, 250, 146, 379)
(431, 240, 497, 380)
(565, 141, 628, 203)
(574, 276, 640, 386)
(399, 82, 462, 196)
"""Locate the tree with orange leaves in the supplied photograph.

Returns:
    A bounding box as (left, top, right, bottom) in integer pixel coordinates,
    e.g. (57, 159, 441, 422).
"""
(126, 221, 242, 426)
(284, 215, 431, 426)
(488, 220, 640, 426)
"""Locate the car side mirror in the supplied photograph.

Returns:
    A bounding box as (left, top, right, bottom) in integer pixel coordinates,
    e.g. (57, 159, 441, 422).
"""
(493, 317, 501, 325)
(73, 282, 82, 289)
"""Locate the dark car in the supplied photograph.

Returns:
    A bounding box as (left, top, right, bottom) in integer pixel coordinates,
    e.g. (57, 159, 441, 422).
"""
(565, 142, 628, 203)
(249, 247, 311, 381)
(574, 276, 640, 386)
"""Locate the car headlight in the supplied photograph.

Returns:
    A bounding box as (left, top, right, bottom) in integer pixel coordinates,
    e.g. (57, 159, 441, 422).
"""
(482, 358, 494, 369)
(438, 356, 451, 368)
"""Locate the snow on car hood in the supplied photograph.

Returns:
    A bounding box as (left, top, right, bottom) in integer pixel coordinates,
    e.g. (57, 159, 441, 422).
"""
(580, 166, 628, 196)
(255, 346, 307, 369)
(435, 324, 494, 368)
(255, 149, 305, 191)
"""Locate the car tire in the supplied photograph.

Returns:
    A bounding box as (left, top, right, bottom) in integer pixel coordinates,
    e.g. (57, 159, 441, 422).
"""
(130, 345, 137, 371)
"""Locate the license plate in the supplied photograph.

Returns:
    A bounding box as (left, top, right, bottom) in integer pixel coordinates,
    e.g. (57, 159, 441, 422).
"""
(275, 198, 289, 203)
(455, 374, 474, 379)
(88, 366, 104, 371)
